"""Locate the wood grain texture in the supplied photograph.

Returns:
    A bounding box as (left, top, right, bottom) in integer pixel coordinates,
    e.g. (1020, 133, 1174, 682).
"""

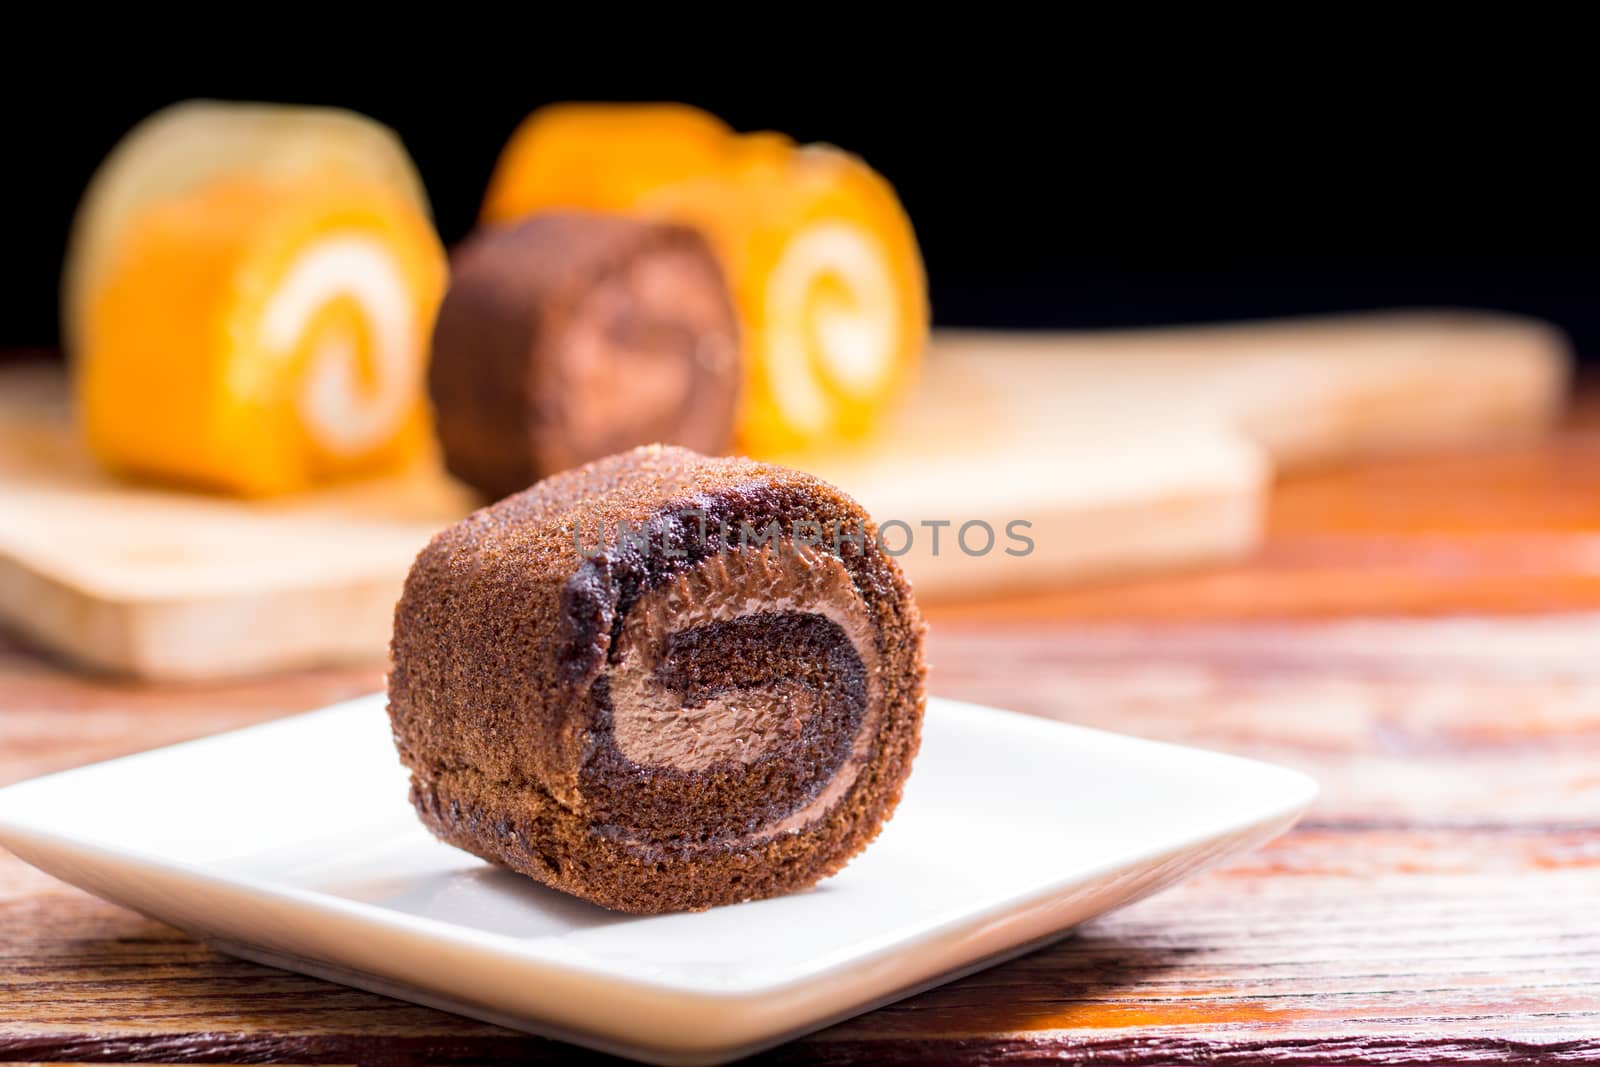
(931, 381, 1600, 623)
(2, 386, 1599, 1064)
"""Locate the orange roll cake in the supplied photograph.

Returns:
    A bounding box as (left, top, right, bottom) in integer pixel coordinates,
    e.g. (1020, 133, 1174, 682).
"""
(63, 100, 431, 359)
(70, 104, 445, 496)
(480, 103, 928, 455)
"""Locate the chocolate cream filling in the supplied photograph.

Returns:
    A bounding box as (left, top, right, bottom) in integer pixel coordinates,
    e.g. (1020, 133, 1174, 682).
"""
(582, 540, 883, 852)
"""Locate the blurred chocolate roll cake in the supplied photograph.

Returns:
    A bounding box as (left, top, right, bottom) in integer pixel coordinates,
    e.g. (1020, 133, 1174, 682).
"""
(428, 213, 740, 499)
(388, 445, 925, 913)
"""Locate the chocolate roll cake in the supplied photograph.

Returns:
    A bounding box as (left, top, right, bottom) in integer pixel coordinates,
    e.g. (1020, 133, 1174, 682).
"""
(428, 213, 740, 500)
(388, 445, 925, 913)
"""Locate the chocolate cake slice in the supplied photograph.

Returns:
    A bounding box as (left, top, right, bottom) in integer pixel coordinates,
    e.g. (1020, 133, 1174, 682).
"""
(428, 213, 740, 500)
(387, 445, 925, 913)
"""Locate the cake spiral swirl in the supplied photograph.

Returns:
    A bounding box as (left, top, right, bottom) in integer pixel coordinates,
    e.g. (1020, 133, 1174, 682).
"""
(388, 446, 925, 913)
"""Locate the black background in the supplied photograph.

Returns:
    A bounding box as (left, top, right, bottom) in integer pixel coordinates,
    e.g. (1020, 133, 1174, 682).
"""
(6, 72, 1595, 357)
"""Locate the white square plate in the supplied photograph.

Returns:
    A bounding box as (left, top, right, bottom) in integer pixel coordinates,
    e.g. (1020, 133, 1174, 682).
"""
(0, 694, 1314, 1065)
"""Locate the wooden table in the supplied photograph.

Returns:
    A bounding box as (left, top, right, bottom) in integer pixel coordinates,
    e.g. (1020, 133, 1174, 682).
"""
(3, 391, 1599, 1064)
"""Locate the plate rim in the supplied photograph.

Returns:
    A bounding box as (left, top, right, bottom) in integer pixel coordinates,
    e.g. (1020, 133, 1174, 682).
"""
(0, 693, 1318, 1060)
(0, 693, 1319, 1002)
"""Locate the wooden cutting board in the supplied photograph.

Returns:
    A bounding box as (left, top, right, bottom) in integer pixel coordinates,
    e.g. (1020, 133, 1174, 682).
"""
(0, 310, 1569, 680)
(0, 367, 475, 680)
(792, 310, 1571, 595)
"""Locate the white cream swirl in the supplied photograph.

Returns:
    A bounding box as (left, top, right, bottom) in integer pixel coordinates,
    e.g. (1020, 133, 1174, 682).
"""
(258, 234, 417, 456)
(764, 222, 900, 434)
